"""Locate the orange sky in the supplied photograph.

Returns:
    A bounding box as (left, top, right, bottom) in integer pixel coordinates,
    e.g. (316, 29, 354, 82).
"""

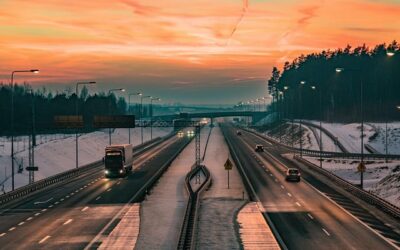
(0, 0, 399, 103)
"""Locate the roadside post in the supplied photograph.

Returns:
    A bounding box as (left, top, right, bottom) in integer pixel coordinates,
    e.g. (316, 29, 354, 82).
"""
(224, 158, 233, 189)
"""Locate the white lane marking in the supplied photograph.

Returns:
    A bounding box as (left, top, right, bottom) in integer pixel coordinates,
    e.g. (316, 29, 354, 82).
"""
(8, 227, 16, 231)
(26, 217, 33, 221)
(295, 202, 301, 207)
(116, 182, 121, 185)
(34, 213, 40, 216)
(280, 185, 285, 189)
(55, 201, 60, 205)
(322, 228, 331, 236)
(34, 197, 53, 205)
(95, 196, 101, 201)
(0, 233, 5, 237)
(41, 209, 47, 212)
(307, 213, 314, 220)
(269, 174, 273, 177)
(63, 219, 73, 225)
(106, 188, 111, 192)
(60, 198, 64, 201)
(66, 195, 70, 198)
(39, 235, 51, 244)
(81, 206, 89, 212)
(84, 185, 87, 188)
(287, 193, 292, 197)
(18, 222, 25, 226)
(274, 178, 278, 182)
(48, 205, 53, 208)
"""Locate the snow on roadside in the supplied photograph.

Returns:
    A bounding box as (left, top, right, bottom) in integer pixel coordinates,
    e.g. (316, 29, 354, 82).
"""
(135, 127, 210, 249)
(0, 128, 172, 193)
(196, 125, 247, 249)
(305, 157, 400, 207)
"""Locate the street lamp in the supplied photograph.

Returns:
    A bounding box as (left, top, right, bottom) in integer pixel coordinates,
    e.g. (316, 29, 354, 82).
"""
(10, 69, 39, 191)
(311, 85, 323, 168)
(108, 88, 125, 145)
(150, 97, 161, 140)
(140, 95, 151, 144)
(299, 80, 306, 157)
(336, 67, 365, 188)
(128, 92, 142, 144)
(75, 81, 96, 168)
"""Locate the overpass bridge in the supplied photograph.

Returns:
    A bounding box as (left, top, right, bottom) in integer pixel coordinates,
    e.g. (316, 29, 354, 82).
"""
(152, 111, 270, 124)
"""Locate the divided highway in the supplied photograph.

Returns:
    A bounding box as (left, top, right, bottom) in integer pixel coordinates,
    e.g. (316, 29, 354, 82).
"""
(0, 134, 190, 249)
(222, 124, 399, 250)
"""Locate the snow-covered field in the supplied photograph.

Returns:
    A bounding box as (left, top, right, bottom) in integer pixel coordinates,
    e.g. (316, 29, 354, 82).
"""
(0, 127, 172, 193)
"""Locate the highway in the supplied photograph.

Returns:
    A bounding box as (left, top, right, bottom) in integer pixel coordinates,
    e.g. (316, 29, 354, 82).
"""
(222, 124, 399, 250)
(0, 134, 190, 249)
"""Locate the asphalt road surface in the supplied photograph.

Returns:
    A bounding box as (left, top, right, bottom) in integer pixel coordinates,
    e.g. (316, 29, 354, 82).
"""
(222, 124, 399, 250)
(0, 135, 190, 249)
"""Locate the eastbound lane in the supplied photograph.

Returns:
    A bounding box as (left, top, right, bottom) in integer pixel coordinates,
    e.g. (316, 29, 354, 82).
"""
(0, 134, 190, 249)
(222, 124, 396, 250)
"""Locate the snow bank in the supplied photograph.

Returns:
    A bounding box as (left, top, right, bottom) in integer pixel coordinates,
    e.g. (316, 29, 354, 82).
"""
(0, 128, 172, 193)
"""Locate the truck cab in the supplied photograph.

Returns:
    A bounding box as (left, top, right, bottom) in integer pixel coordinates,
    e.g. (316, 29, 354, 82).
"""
(104, 144, 133, 177)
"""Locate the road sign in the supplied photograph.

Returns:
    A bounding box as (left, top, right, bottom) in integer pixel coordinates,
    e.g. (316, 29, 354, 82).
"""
(224, 158, 233, 170)
(54, 115, 84, 129)
(357, 162, 366, 172)
(26, 166, 39, 171)
(93, 115, 135, 128)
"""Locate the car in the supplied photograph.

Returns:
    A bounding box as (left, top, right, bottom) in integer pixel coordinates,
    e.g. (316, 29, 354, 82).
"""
(255, 144, 264, 152)
(236, 130, 242, 135)
(285, 168, 301, 182)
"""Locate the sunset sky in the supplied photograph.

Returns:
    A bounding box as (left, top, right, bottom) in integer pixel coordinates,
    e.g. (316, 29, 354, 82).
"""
(0, 0, 399, 104)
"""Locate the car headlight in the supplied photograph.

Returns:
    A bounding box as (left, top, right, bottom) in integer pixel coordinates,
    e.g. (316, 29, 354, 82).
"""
(119, 169, 124, 174)
(105, 170, 109, 174)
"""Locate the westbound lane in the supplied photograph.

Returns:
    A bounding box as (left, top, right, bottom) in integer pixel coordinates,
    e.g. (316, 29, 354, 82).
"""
(0, 134, 190, 249)
(222, 124, 397, 250)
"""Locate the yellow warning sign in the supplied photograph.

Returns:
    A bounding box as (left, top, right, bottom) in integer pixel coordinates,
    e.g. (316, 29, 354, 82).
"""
(224, 158, 233, 170)
(357, 162, 366, 173)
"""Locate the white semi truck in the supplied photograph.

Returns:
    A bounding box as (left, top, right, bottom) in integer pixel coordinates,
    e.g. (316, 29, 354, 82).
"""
(104, 144, 133, 177)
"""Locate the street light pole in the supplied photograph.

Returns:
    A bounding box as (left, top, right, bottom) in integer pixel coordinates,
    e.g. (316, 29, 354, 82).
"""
(108, 88, 125, 145)
(150, 97, 160, 140)
(128, 92, 142, 144)
(140, 95, 151, 144)
(75, 81, 96, 168)
(312, 85, 323, 168)
(10, 69, 39, 191)
(336, 67, 364, 188)
(299, 81, 306, 157)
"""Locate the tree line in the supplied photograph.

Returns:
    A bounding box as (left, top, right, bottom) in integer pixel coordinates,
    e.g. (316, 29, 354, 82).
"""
(267, 41, 400, 122)
(0, 83, 128, 135)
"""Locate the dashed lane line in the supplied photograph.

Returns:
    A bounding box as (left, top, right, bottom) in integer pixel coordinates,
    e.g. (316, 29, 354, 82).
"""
(18, 222, 25, 226)
(295, 202, 301, 207)
(287, 193, 292, 197)
(26, 217, 33, 221)
(63, 219, 73, 225)
(280, 185, 285, 189)
(81, 206, 89, 212)
(307, 213, 314, 220)
(95, 196, 101, 201)
(8, 227, 16, 232)
(38, 235, 51, 244)
(322, 228, 331, 236)
(34, 213, 40, 216)
(0, 233, 5, 237)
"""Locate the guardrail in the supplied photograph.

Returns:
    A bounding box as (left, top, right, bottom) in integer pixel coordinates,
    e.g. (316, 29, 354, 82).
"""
(177, 164, 211, 250)
(241, 127, 400, 160)
(294, 156, 400, 219)
(0, 133, 173, 207)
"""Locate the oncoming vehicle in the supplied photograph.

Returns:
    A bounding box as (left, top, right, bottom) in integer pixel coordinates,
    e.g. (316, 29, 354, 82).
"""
(236, 130, 242, 136)
(255, 144, 264, 152)
(285, 168, 301, 182)
(177, 131, 184, 138)
(104, 144, 133, 177)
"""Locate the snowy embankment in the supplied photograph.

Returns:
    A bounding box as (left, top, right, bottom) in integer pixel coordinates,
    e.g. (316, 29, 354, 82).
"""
(0, 127, 172, 193)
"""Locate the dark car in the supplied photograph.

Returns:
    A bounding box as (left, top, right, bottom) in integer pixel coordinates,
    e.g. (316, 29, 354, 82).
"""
(255, 144, 264, 152)
(237, 130, 242, 135)
(285, 168, 301, 182)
